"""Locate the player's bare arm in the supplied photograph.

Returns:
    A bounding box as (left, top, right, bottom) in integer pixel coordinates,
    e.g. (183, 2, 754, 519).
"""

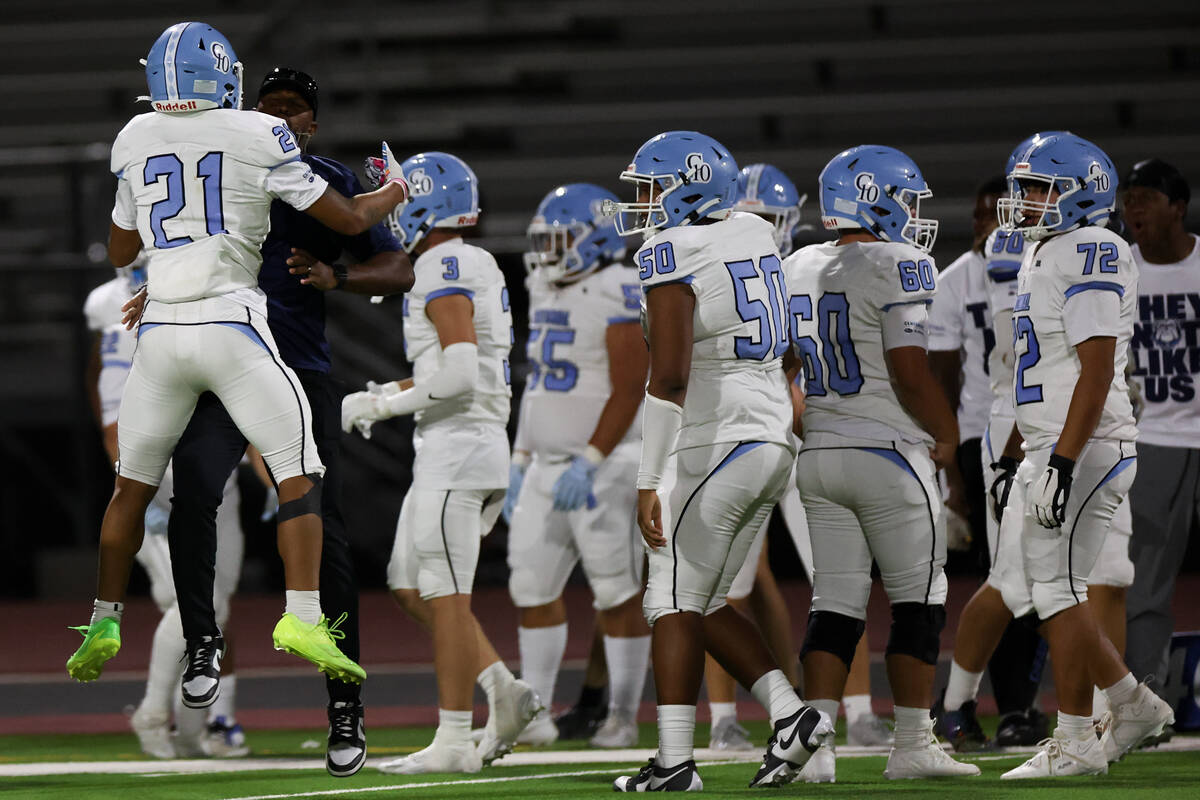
(303, 181, 408, 237)
(107, 223, 142, 268)
(1053, 335, 1117, 461)
(587, 321, 649, 456)
(886, 345, 960, 469)
(288, 247, 414, 294)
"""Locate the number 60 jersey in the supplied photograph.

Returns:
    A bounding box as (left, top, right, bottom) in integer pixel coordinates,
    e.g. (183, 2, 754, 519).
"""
(784, 239, 937, 444)
(110, 109, 328, 309)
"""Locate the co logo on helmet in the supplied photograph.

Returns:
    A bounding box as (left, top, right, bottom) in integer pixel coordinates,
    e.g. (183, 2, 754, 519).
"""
(855, 172, 879, 204)
(211, 42, 231, 74)
(409, 168, 434, 196)
(685, 153, 712, 183)
(1088, 162, 1111, 193)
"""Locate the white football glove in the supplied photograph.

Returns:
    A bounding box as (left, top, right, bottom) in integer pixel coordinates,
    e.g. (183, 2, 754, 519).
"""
(1029, 454, 1075, 530)
(341, 389, 386, 439)
(364, 141, 410, 200)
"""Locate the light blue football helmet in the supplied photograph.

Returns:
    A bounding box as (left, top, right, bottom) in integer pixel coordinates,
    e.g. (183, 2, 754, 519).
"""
(387, 152, 480, 253)
(525, 183, 627, 284)
(611, 131, 738, 238)
(143, 22, 242, 112)
(819, 145, 938, 253)
(734, 163, 806, 255)
(998, 132, 1115, 241)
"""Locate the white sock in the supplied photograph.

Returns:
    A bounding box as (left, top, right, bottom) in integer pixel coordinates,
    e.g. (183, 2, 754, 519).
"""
(604, 634, 650, 718)
(1092, 686, 1109, 719)
(943, 661, 984, 712)
(476, 660, 515, 703)
(284, 590, 322, 625)
(518, 624, 567, 717)
(657, 705, 695, 768)
(709, 701, 737, 726)
(1057, 711, 1094, 742)
(435, 709, 473, 745)
(1102, 672, 1138, 708)
(808, 698, 840, 731)
(140, 606, 186, 716)
(843, 693, 873, 723)
(892, 705, 932, 749)
(211, 674, 237, 722)
(750, 669, 802, 725)
(173, 692, 209, 746)
(91, 599, 123, 625)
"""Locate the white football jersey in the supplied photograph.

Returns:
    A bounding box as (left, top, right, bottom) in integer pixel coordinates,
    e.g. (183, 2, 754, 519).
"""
(403, 238, 513, 487)
(1012, 226, 1139, 450)
(1129, 235, 1200, 448)
(927, 248, 993, 440)
(983, 228, 1029, 421)
(520, 263, 644, 457)
(785, 239, 937, 444)
(639, 212, 793, 450)
(110, 109, 329, 309)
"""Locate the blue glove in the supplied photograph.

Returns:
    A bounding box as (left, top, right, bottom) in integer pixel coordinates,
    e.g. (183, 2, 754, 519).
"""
(502, 462, 527, 524)
(552, 455, 599, 512)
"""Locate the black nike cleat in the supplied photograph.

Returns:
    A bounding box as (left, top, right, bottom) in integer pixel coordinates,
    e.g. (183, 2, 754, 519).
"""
(749, 705, 834, 787)
(614, 758, 703, 792)
(932, 691, 992, 752)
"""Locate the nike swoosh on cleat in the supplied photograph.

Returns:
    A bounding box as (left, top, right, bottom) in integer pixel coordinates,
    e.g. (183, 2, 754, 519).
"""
(652, 765, 692, 788)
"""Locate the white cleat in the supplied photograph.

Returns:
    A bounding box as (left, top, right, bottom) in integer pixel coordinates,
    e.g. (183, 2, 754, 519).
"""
(516, 711, 559, 746)
(1099, 684, 1175, 763)
(378, 740, 482, 775)
(493, 678, 543, 743)
(884, 729, 980, 779)
(748, 706, 835, 787)
(129, 707, 176, 759)
(797, 742, 836, 783)
(589, 711, 638, 748)
(708, 717, 756, 751)
(847, 713, 894, 747)
(614, 757, 703, 792)
(1002, 733, 1107, 779)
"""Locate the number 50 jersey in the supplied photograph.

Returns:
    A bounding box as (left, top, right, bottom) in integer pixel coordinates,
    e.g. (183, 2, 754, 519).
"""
(784, 240, 937, 444)
(639, 211, 793, 450)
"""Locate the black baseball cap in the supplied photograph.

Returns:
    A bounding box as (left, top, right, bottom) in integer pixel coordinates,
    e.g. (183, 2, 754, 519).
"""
(257, 67, 319, 118)
(1124, 158, 1189, 205)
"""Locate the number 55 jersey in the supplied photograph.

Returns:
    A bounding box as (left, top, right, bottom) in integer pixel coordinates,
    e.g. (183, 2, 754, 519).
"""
(784, 239, 937, 443)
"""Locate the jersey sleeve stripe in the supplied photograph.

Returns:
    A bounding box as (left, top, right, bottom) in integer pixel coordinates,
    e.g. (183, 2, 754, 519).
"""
(426, 287, 475, 302)
(266, 156, 304, 171)
(881, 299, 932, 311)
(1064, 281, 1124, 299)
(606, 316, 641, 325)
(987, 260, 1021, 280)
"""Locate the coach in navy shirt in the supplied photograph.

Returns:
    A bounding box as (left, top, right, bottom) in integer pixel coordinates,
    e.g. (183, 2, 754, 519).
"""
(164, 67, 412, 777)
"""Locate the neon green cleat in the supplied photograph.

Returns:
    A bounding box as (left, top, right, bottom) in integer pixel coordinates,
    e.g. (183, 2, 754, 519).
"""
(66, 617, 121, 682)
(272, 612, 366, 684)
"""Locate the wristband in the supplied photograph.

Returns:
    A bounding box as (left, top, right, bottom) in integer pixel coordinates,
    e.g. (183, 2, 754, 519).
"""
(511, 450, 531, 468)
(582, 444, 605, 466)
(637, 394, 683, 490)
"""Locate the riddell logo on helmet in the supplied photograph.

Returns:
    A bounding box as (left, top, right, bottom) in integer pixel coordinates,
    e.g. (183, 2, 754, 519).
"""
(455, 214, 479, 225)
(152, 99, 199, 112)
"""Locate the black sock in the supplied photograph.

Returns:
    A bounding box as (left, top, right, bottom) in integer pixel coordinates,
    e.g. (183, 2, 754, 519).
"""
(578, 684, 606, 709)
(987, 618, 1044, 715)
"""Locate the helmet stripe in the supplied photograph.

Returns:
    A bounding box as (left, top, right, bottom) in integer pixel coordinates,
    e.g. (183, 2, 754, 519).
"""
(746, 163, 764, 202)
(162, 22, 189, 101)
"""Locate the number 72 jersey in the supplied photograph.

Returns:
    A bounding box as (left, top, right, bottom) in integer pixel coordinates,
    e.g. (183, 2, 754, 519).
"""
(783, 239, 937, 444)
(1010, 227, 1139, 450)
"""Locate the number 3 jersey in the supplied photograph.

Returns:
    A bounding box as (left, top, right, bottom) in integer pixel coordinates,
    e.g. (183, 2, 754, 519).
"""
(518, 264, 643, 458)
(639, 212, 793, 451)
(110, 110, 329, 310)
(1011, 227, 1138, 450)
(403, 238, 513, 488)
(784, 239, 937, 444)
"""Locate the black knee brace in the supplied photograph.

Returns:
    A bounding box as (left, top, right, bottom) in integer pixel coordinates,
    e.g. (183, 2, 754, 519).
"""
(800, 610, 865, 670)
(277, 474, 324, 522)
(886, 603, 946, 665)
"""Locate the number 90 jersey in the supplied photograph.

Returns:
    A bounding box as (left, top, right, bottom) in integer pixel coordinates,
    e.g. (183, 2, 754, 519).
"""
(403, 238, 513, 433)
(521, 264, 643, 457)
(110, 110, 329, 307)
(639, 212, 793, 450)
(784, 240, 937, 444)
(1011, 227, 1139, 450)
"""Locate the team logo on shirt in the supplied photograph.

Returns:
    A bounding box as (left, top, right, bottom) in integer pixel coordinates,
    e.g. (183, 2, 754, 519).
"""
(211, 42, 231, 74)
(1154, 319, 1183, 348)
(684, 153, 712, 183)
(409, 168, 434, 196)
(855, 172, 879, 204)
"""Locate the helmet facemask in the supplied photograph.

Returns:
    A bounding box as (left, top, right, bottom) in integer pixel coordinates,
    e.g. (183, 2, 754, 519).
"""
(893, 186, 938, 253)
(524, 220, 592, 284)
(998, 169, 1077, 242)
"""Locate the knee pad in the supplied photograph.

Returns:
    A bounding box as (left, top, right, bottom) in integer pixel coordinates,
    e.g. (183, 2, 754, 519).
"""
(799, 610, 865, 669)
(886, 603, 946, 665)
(277, 474, 323, 522)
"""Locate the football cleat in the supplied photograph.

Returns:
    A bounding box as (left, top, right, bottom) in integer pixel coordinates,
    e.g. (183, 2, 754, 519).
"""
(1001, 733, 1107, 779)
(748, 705, 834, 787)
(614, 758, 703, 792)
(326, 701, 365, 777)
(847, 713, 894, 747)
(66, 617, 121, 682)
(516, 712, 559, 746)
(271, 613, 365, 684)
(883, 725, 981, 779)
(378, 739, 481, 775)
(708, 717, 755, 751)
(554, 692, 607, 740)
(206, 715, 249, 758)
(589, 711, 638, 748)
(129, 707, 175, 759)
(1099, 683, 1174, 763)
(181, 634, 225, 709)
(797, 741, 836, 783)
(932, 693, 991, 752)
(995, 707, 1050, 747)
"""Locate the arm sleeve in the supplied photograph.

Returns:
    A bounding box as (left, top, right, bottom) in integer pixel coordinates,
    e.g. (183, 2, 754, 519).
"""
(111, 177, 136, 230)
(382, 342, 479, 417)
(263, 159, 329, 211)
(636, 394, 683, 490)
(882, 301, 931, 351)
(513, 386, 534, 453)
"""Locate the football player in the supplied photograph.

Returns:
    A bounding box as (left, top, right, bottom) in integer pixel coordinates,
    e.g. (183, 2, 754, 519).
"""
(610, 131, 832, 792)
(787, 145, 980, 780)
(67, 22, 403, 686)
(990, 133, 1173, 778)
(505, 183, 651, 749)
(342, 152, 537, 774)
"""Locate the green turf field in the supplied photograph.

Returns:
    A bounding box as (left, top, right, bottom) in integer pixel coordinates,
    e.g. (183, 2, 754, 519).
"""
(1, 721, 1197, 800)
